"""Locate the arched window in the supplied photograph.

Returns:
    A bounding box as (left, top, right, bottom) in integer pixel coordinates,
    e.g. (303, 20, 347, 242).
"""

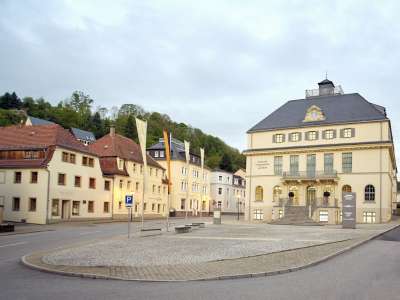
(365, 185, 375, 201)
(255, 186, 263, 201)
(273, 186, 282, 202)
(342, 185, 352, 193)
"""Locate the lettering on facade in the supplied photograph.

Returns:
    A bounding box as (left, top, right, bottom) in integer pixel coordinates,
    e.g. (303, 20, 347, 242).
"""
(255, 160, 270, 170)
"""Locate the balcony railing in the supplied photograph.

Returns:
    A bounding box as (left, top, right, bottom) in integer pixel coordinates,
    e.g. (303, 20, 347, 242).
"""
(305, 86, 343, 98)
(273, 197, 339, 208)
(282, 170, 338, 180)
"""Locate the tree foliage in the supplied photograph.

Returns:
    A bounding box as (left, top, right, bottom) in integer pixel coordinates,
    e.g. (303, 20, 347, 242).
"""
(0, 91, 245, 171)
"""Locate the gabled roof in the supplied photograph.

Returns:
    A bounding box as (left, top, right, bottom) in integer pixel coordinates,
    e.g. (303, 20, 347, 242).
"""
(0, 124, 96, 168)
(26, 116, 55, 126)
(89, 133, 163, 170)
(248, 93, 388, 133)
(0, 124, 95, 154)
(71, 127, 96, 143)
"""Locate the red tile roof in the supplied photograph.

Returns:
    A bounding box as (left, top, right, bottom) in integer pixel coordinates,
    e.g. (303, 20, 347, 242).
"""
(0, 124, 94, 169)
(89, 133, 164, 171)
(0, 124, 95, 154)
(99, 157, 129, 176)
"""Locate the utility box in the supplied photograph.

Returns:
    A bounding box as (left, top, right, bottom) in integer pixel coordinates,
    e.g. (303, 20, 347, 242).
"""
(213, 207, 221, 225)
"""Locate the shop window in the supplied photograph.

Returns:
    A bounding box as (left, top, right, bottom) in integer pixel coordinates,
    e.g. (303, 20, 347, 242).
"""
(319, 211, 329, 222)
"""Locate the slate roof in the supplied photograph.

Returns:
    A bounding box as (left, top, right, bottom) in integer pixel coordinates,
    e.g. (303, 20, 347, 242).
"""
(26, 116, 55, 126)
(148, 138, 201, 165)
(0, 124, 95, 168)
(248, 93, 388, 133)
(71, 127, 96, 143)
(89, 133, 163, 176)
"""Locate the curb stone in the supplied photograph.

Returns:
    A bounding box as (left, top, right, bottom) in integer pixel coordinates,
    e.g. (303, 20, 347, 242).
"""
(21, 223, 400, 282)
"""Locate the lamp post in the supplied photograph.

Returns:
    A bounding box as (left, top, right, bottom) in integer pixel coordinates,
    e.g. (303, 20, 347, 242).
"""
(237, 196, 241, 221)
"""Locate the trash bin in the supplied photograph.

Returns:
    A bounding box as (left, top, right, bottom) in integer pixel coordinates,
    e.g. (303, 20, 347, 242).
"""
(169, 209, 176, 217)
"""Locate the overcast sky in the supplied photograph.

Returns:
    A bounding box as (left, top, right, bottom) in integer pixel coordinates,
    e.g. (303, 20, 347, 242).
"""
(1, 0, 400, 162)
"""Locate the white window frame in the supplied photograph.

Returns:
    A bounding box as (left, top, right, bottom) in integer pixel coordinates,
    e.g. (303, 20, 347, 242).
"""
(319, 211, 329, 222)
(275, 134, 284, 143)
(253, 209, 264, 220)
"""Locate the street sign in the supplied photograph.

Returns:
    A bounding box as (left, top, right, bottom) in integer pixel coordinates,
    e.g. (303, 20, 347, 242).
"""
(125, 195, 133, 208)
(342, 192, 356, 229)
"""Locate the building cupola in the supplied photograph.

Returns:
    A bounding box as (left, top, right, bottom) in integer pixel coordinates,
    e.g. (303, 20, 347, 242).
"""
(318, 78, 335, 96)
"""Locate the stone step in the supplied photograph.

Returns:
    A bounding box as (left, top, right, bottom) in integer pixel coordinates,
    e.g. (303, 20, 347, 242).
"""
(270, 205, 320, 226)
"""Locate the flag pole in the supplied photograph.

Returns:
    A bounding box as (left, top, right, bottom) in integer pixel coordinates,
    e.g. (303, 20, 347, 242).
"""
(184, 141, 190, 221)
(163, 129, 172, 232)
(200, 148, 205, 219)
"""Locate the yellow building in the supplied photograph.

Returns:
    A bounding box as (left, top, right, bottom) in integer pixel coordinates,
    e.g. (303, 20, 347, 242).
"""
(244, 79, 397, 224)
(89, 128, 168, 219)
(147, 138, 211, 217)
(0, 124, 113, 224)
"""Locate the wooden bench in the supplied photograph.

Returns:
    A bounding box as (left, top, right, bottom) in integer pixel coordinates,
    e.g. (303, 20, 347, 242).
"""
(140, 228, 162, 237)
(175, 225, 192, 233)
(191, 222, 205, 228)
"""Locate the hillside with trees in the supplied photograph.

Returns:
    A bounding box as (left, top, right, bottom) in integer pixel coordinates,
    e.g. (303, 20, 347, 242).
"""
(0, 91, 245, 172)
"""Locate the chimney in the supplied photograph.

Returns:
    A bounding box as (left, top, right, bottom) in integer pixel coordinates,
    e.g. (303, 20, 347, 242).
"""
(110, 126, 115, 137)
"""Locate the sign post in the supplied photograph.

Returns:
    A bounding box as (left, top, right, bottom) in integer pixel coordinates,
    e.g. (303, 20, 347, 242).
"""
(125, 195, 134, 238)
(342, 192, 356, 229)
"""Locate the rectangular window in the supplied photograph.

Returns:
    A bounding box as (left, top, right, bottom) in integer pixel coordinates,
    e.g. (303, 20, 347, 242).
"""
(157, 204, 161, 213)
(274, 134, 284, 143)
(278, 209, 283, 219)
(160, 151, 165, 158)
(307, 154, 316, 177)
(180, 199, 186, 210)
(13, 197, 20, 211)
(104, 202, 110, 213)
(52, 199, 59, 216)
(289, 132, 301, 142)
(143, 202, 147, 211)
(74, 176, 81, 187)
(72, 201, 80, 216)
(89, 178, 96, 189)
(58, 173, 66, 185)
(319, 211, 329, 222)
(31, 171, 38, 183)
(306, 131, 318, 140)
(29, 197, 37, 212)
(136, 182, 139, 191)
(218, 187, 222, 195)
(88, 158, 94, 167)
(363, 211, 376, 223)
(152, 203, 155, 211)
(127, 181, 131, 190)
(133, 163, 137, 173)
(342, 152, 352, 173)
(340, 128, 355, 138)
(218, 175, 222, 182)
(62, 152, 69, 162)
(88, 201, 94, 213)
(69, 153, 76, 164)
(119, 180, 123, 189)
(253, 209, 264, 220)
(14, 171, 22, 183)
(82, 156, 88, 166)
(323, 129, 335, 139)
(324, 153, 334, 174)
(289, 155, 299, 176)
(154, 151, 159, 158)
(104, 180, 110, 191)
(274, 156, 283, 175)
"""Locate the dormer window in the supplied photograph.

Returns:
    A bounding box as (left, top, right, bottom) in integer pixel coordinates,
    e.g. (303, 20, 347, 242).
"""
(118, 159, 124, 170)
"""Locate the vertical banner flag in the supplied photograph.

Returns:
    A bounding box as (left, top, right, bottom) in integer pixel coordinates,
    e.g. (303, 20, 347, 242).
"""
(200, 148, 204, 169)
(135, 118, 147, 227)
(200, 147, 205, 216)
(184, 140, 190, 164)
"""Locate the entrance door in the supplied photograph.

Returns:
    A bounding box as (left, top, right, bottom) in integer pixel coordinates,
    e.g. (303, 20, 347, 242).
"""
(61, 200, 70, 220)
(306, 187, 316, 207)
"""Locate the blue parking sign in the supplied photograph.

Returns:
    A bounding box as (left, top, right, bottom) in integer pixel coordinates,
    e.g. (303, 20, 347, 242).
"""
(125, 195, 133, 207)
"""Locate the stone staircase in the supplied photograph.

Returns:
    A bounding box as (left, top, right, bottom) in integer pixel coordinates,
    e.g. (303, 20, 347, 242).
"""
(270, 206, 321, 226)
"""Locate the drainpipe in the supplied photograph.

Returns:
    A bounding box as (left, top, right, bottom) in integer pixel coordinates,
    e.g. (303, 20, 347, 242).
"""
(45, 168, 51, 225)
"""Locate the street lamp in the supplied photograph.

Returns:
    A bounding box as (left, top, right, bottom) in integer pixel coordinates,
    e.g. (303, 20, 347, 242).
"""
(237, 196, 241, 220)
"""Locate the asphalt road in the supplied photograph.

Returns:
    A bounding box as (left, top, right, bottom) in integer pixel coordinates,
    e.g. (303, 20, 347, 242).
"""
(1, 221, 400, 300)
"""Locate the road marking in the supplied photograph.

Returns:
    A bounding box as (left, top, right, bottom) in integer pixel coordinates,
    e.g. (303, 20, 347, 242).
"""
(79, 231, 101, 236)
(0, 241, 28, 248)
(167, 236, 282, 241)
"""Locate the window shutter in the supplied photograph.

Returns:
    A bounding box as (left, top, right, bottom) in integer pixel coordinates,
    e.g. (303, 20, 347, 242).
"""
(282, 134, 286, 142)
(340, 129, 344, 138)
(322, 130, 326, 139)
(305, 132, 309, 141)
(333, 130, 337, 138)
(298, 132, 302, 141)
(315, 131, 319, 140)
(351, 128, 355, 137)
(288, 134, 292, 142)
(272, 135, 276, 143)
